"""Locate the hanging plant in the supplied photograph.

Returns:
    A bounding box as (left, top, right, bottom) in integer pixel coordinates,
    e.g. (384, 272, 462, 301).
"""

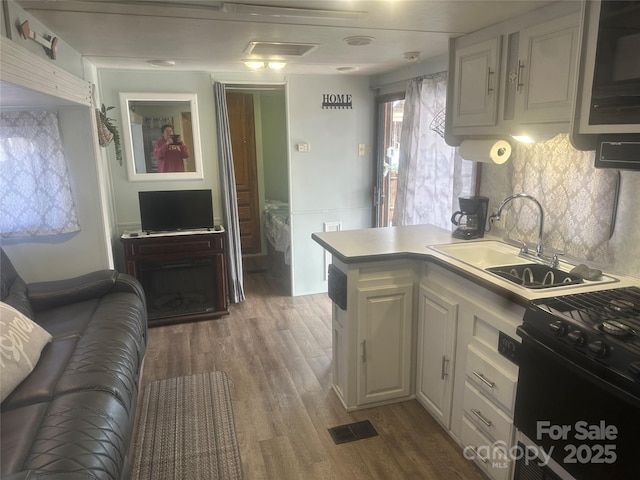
(96, 104, 123, 166)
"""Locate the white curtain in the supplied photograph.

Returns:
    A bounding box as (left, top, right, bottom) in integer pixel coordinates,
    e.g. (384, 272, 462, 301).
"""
(214, 82, 245, 304)
(0, 110, 80, 238)
(393, 72, 474, 229)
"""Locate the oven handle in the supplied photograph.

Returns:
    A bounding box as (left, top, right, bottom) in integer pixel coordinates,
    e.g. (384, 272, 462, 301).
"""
(516, 325, 640, 406)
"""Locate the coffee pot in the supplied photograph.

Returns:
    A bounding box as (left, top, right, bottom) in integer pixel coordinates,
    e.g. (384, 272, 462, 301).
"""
(451, 196, 489, 240)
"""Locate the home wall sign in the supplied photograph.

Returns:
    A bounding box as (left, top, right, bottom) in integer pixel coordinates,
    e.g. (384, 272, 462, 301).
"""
(322, 94, 352, 109)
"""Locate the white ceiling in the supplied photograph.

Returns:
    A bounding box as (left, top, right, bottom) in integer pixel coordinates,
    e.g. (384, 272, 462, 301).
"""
(16, 0, 554, 76)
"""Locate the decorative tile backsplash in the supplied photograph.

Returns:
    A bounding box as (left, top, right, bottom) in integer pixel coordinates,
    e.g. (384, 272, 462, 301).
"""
(480, 134, 639, 278)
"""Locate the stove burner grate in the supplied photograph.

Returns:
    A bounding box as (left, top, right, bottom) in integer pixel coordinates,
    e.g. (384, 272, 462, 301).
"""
(534, 286, 640, 332)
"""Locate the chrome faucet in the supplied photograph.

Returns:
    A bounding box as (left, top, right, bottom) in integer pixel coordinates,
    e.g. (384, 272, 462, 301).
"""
(489, 193, 559, 267)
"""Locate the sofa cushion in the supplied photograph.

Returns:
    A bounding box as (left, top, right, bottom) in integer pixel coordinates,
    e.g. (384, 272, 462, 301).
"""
(0, 302, 52, 402)
(0, 402, 49, 477)
(0, 249, 34, 319)
(1, 337, 77, 410)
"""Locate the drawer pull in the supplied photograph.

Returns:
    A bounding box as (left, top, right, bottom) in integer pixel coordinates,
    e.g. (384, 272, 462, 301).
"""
(467, 446, 488, 464)
(472, 371, 495, 388)
(471, 408, 493, 427)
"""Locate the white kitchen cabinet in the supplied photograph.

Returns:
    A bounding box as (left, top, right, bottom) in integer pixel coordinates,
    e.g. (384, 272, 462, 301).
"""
(356, 282, 413, 406)
(445, 1, 581, 142)
(451, 36, 502, 128)
(513, 13, 580, 126)
(416, 284, 458, 429)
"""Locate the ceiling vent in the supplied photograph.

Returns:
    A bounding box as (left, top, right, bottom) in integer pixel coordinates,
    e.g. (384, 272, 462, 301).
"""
(244, 41, 319, 57)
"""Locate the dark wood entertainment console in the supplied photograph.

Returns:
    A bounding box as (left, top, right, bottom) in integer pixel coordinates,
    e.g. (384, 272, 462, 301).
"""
(121, 230, 228, 326)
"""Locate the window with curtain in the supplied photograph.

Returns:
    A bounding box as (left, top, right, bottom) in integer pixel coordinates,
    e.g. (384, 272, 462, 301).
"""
(0, 110, 80, 238)
(393, 72, 474, 229)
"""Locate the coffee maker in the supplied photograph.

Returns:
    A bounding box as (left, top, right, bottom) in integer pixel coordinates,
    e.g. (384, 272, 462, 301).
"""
(451, 196, 489, 239)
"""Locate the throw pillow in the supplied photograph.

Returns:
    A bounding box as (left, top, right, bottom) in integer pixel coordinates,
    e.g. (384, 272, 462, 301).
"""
(0, 301, 52, 402)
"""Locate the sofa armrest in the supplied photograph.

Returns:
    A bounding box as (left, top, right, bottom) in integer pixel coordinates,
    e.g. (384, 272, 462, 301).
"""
(112, 272, 148, 312)
(27, 270, 121, 311)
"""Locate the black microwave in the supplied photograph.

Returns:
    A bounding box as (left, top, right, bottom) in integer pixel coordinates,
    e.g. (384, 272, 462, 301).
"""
(595, 134, 640, 170)
(589, 1, 640, 126)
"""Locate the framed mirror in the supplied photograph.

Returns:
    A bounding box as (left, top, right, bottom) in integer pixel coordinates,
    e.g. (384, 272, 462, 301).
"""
(119, 92, 204, 181)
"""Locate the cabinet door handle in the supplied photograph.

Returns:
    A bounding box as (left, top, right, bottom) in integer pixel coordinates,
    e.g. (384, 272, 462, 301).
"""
(467, 446, 488, 464)
(516, 60, 525, 92)
(471, 408, 493, 427)
(361, 340, 367, 363)
(441, 356, 449, 380)
(472, 370, 495, 388)
(487, 67, 494, 95)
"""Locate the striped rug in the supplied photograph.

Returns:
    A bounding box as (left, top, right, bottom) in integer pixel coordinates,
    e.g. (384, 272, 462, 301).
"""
(131, 371, 243, 480)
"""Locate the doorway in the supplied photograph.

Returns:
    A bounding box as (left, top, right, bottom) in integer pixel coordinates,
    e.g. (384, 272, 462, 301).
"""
(374, 94, 405, 227)
(225, 85, 290, 291)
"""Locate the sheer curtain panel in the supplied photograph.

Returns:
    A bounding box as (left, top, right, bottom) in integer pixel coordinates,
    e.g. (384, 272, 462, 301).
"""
(0, 110, 80, 238)
(214, 82, 245, 303)
(393, 73, 473, 229)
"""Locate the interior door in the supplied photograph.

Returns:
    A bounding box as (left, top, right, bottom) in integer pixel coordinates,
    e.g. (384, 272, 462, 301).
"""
(226, 91, 261, 254)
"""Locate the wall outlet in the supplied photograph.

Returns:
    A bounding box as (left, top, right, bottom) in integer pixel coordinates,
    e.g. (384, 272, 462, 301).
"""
(490, 210, 508, 231)
(358, 143, 366, 156)
(297, 143, 310, 152)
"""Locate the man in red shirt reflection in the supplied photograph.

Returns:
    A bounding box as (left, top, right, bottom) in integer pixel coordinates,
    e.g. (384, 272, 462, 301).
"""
(153, 124, 190, 172)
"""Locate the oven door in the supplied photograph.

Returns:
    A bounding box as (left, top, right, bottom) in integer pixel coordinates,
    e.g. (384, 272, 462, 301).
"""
(514, 326, 640, 480)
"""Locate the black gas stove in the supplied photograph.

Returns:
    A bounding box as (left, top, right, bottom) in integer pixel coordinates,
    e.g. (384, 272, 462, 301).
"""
(522, 286, 640, 388)
(515, 286, 640, 480)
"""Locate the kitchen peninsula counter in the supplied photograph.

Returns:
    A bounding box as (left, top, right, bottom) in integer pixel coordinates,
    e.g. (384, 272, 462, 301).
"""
(312, 224, 638, 303)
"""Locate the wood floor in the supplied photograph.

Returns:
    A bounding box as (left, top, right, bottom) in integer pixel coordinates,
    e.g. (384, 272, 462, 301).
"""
(139, 258, 487, 480)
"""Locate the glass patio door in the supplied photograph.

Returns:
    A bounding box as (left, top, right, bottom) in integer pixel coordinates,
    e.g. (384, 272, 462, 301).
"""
(374, 95, 405, 227)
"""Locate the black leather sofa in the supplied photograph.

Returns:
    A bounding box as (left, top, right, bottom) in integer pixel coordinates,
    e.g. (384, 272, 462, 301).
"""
(1, 249, 147, 480)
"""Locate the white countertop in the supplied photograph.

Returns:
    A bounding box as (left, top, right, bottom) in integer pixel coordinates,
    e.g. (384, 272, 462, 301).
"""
(312, 224, 639, 303)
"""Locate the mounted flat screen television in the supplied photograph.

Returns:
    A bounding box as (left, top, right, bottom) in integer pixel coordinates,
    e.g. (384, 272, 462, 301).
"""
(139, 189, 214, 233)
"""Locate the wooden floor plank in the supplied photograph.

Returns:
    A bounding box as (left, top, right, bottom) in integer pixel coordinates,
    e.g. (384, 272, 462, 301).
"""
(138, 264, 486, 479)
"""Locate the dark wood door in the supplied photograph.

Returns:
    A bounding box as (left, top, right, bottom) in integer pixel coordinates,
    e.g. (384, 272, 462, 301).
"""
(226, 92, 261, 254)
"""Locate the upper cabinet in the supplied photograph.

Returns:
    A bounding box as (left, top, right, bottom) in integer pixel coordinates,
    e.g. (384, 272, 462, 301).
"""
(513, 14, 579, 127)
(445, 2, 581, 146)
(451, 36, 502, 128)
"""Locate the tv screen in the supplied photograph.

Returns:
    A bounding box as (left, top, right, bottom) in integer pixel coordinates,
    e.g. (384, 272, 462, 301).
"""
(139, 189, 214, 232)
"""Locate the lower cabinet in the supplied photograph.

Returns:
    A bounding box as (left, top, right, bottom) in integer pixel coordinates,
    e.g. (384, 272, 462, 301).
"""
(329, 260, 415, 411)
(420, 263, 524, 480)
(356, 282, 413, 406)
(416, 284, 458, 429)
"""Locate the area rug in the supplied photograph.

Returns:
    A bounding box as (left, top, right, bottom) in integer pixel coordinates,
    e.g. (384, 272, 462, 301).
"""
(131, 371, 243, 480)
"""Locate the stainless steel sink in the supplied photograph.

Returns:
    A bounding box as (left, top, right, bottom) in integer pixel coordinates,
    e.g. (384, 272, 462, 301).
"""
(429, 241, 525, 268)
(429, 240, 620, 290)
(485, 263, 583, 289)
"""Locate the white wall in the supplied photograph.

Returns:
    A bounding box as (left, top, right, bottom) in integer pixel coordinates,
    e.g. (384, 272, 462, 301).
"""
(287, 75, 375, 295)
(1, 106, 112, 282)
(97, 70, 219, 271)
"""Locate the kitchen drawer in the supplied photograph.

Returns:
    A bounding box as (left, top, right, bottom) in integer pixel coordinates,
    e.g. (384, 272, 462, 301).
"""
(466, 344, 517, 415)
(463, 381, 514, 444)
(461, 416, 512, 480)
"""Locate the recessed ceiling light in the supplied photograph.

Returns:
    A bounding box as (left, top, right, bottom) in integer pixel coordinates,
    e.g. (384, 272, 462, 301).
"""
(244, 61, 265, 70)
(147, 60, 176, 67)
(267, 61, 287, 70)
(343, 36, 374, 46)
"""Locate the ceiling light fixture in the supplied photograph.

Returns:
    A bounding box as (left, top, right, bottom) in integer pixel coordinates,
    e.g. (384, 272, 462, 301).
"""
(222, 3, 366, 20)
(147, 59, 176, 67)
(244, 60, 287, 70)
(343, 36, 374, 46)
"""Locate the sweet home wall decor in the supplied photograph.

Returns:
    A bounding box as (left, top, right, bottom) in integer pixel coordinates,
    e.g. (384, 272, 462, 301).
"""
(322, 94, 352, 109)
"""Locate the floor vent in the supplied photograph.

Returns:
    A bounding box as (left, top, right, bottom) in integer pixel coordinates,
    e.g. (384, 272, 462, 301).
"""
(328, 420, 378, 445)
